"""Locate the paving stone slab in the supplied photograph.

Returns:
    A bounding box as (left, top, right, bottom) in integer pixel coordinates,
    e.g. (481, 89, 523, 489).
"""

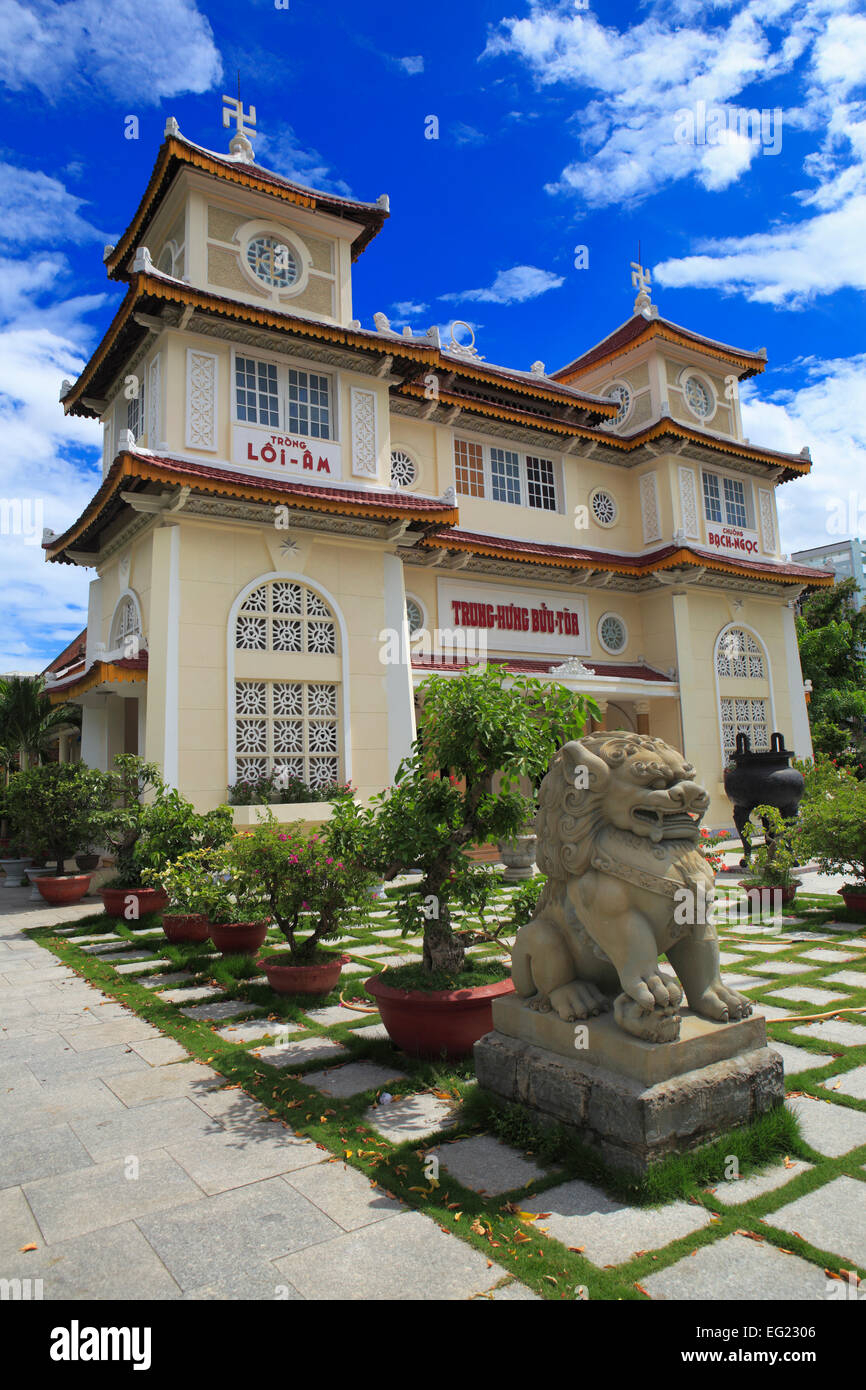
(821, 1065, 866, 1101)
(215, 1020, 304, 1044)
(273, 1209, 509, 1300)
(24, 1042, 151, 1084)
(755, 1003, 800, 1021)
(79, 941, 148, 955)
(731, 941, 791, 953)
(137, 972, 193, 989)
(521, 1180, 712, 1266)
(793, 1018, 866, 1047)
(786, 1095, 866, 1156)
(285, 1161, 404, 1231)
(771, 1175, 866, 1268)
(801, 949, 859, 963)
(711, 1159, 813, 1205)
(770, 1041, 832, 1075)
(136, 1175, 340, 1291)
(822, 970, 866, 988)
(341, 961, 370, 975)
(183, 1263, 303, 1301)
(92, 950, 159, 964)
(180, 999, 265, 1022)
(300, 1060, 408, 1098)
(0, 1184, 42, 1261)
(363, 1091, 460, 1143)
(254, 1037, 348, 1068)
(131, 1036, 190, 1067)
(431, 1134, 548, 1196)
(718, 952, 746, 966)
(59, 1017, 160, 1051)
(166, 1123, 323, 1194)
(770, 986, 848, 1006)
(746, 960, 815, 976)
(302, 1004, 363, 1027)
(0, 1121, 95, 1187)
(159, 986, 225, 1005)
(72, 1095, 225, 1162)
(114, 957, 172, 975)
(642, 1232, 828, 1300)
(0, 1077, 126, 1135)
(349, 1021, 391, 1041)
(346, 943, 390, 957)
(1, 1218, 183, 1301)
(103, 1060, 223, 1107)
(23, 1149, 204, 1243)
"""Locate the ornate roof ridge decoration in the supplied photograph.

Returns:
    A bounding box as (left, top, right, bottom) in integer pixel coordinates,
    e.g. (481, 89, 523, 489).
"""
(46, 656, 148, 705)
(552, 313, 768, 383)
(410, 655, 676, 683)
(105, 134, 389, 281)
(550, 656, 597, 678)
(43, 451, 460, 566)
(418, 528, 836, 587)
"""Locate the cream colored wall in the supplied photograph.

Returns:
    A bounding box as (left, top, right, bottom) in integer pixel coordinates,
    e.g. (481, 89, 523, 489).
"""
(170, 518, 394, 811)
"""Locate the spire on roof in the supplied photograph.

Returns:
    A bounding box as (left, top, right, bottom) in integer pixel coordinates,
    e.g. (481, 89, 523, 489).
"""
(630, 260, 658, 319)
(222, 93, 257, 164)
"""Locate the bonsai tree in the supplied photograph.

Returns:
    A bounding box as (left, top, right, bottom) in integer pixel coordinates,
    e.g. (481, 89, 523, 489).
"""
(100, 754, 233, 888)
(5, 763, 115, 875)
(795, 762, 866, 888)
(344, 665, 597, 975)
(150, 845, 267, 926)
(740, 804, 800, 892)
(227, 814, 375, 962)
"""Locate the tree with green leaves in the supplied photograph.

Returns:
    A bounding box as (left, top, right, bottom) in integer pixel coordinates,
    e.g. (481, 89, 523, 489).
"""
(797, 578, 866, 772)
(0, 674, 80, 770)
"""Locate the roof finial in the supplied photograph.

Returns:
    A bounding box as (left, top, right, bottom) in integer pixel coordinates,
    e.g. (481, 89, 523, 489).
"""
(222, 87, 257, 163)
(630, 255, 656, 317)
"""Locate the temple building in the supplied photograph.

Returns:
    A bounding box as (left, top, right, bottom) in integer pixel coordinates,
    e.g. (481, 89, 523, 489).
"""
(43, 111, 830, 829)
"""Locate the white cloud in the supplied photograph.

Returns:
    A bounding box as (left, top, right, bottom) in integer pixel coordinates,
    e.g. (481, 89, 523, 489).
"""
(451, 122, 486, 147)
(255, 125, 352, 198)
(440, 264, 564, 304)
(0, 0, 222, 103)
(396, 55, 424, 75)
(391, 300, 428, 319)
(813, 12, 866, 97)
(0, 163, 107, 247)
(740, 353, 866, 554)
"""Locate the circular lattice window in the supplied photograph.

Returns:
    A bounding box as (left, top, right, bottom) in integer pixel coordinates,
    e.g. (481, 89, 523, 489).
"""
(405, 596, 425, 637)
(245, 236, 300, 289)
(684, 375, 713, 418)
(390, 449, 418, 489)
(598, 612, 627, 654)
(590, 488, 618, 527)
(607, 383, 631, 425)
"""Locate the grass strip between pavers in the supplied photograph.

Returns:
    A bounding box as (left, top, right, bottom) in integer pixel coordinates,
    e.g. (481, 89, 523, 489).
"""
(23, 890, 866, 1302)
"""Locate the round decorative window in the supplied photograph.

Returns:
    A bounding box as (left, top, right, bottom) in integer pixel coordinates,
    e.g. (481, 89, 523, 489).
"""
(590, 488, 618, 527)
(405, 597, 424, 637)
(684, 375, 713, 418)
(391, 449, 418, 489)
(598, 612, 627, 654)
(607, 383, 631, 424)
(245, 236, 299, 289)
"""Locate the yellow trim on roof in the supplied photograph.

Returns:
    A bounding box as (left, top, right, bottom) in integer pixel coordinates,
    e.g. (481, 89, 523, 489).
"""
(47, 661, 147, 705)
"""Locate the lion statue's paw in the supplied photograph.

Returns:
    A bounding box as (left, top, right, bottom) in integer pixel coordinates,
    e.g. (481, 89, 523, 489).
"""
(614, 992, 682, 1043)
(692, 983, 754, 1022)
(549, 979, 610, 1022)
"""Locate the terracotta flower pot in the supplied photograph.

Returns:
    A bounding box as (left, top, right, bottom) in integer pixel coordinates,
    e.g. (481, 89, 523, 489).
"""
(161, 913, 211, 944)
(366, 973, 515, 1060)
(38, 873, 92, 906)
(838, 887, 866, 913)
(209, 920, 269, 955)
(257, 952, 349, 995)
(102, 886, 169, 920)
(739, 880, 800, 906)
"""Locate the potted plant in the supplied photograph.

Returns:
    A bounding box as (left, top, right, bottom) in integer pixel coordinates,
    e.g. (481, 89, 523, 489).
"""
(99, 756, 233, 921)
(142, 855, 211, 943)
(345, 666, 596, 1058)
(162, 845, 270, 954)
(228, 814, 376, 993)
(795, 760, 866, 911)
(4, 763, 116, 905)
(738, 803, 801, 908)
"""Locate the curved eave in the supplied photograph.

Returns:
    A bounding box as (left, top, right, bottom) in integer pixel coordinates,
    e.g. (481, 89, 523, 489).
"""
(47, 661, 147, 705)
(553, 319, 767, 383)
(419, 532, 835, 586)
(105, 137, 387, 281)
(44, 452, 460, 565)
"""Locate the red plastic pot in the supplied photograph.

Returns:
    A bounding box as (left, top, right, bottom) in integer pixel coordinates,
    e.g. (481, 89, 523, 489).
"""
(257, 952, 349, 995)
(838, 887, 866, 913)
(738, 880, 799, 906)
(102, 886, 169, 920)
(209, 920, 268, 955)
(38, 873, 92, 906)
(366, 973, 515, 1060)
(161, 913, 211, 944)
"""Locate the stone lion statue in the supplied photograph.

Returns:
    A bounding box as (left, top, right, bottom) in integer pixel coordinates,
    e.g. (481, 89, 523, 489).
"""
(511, 734, 752, 1043)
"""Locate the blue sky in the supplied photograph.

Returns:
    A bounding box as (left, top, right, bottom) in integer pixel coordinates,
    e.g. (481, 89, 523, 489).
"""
(1, 0, 865, 670)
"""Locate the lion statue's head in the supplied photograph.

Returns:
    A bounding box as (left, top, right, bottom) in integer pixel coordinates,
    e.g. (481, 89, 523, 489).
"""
(536, 733, 710, 880)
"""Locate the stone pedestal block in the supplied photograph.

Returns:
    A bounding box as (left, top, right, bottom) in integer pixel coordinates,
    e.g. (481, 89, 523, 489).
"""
(474, 1021, 785, 1177)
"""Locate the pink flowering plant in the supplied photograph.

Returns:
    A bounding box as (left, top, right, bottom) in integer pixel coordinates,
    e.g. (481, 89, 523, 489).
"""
(228, 813, 376, 963)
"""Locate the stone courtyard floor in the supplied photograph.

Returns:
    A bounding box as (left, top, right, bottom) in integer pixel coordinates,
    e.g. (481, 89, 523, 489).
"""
(2, 864, 865, 1302)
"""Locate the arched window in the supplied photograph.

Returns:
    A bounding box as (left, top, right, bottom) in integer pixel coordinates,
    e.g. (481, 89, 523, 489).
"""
(233, 578, 342, 790)
(110, 593, 144, 656)
(716, 625, 772, 759)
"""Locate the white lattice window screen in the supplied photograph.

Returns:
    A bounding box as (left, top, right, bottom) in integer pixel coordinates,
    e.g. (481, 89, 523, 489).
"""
(111, 597, 142, 653)
(147, 355, 161, 445)
(720, 697, 770, 756)
(640, 472, 662, 543)
(235, 679, 340, 787)
(716, 628, 765, 679)
(187, 350, 217, 451)
(234, 580, 340, 787)
(390, 450, 417, 488)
